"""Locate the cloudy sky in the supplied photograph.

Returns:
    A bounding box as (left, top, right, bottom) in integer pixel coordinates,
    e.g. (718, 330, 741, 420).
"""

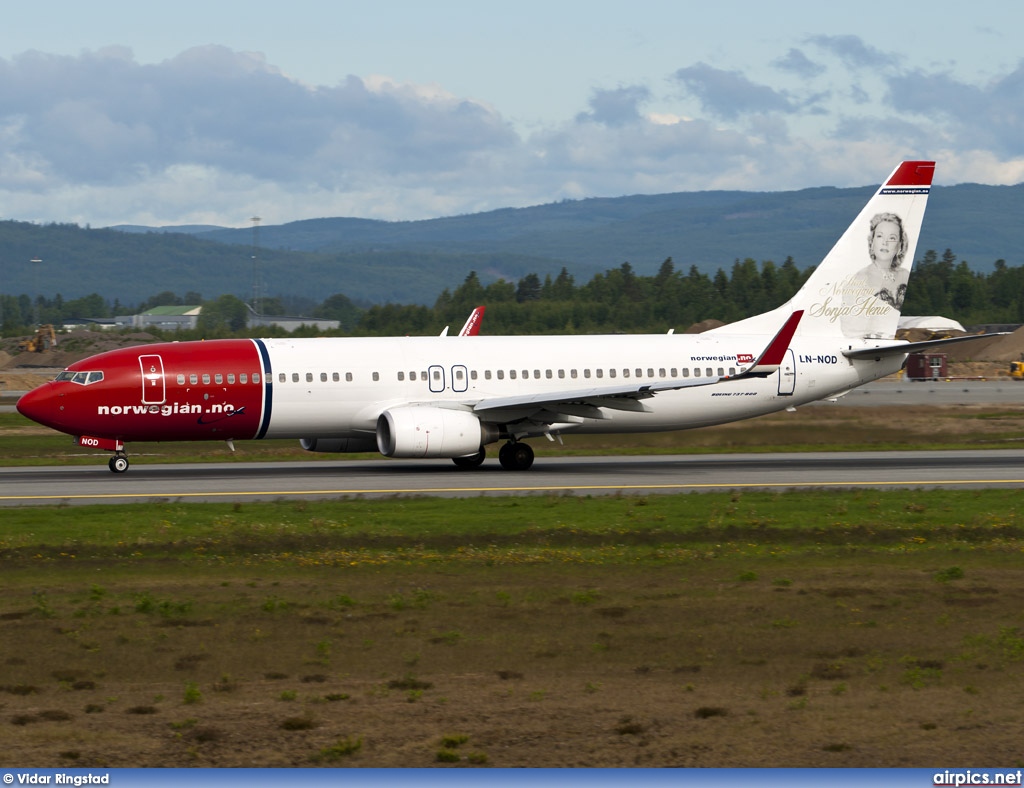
(2, 0, 1024, 227)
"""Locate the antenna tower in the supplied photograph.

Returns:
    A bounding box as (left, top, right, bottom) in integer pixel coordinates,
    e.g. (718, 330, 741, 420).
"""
(250, 216, 262, 316)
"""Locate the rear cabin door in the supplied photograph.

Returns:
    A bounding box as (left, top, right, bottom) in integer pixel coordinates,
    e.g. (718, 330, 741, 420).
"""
(139, 354, 166, 404)
(777, 349, 796, 396)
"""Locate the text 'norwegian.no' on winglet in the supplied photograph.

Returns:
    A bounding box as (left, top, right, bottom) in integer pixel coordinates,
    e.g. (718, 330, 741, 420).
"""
(731, 310, 803, 379)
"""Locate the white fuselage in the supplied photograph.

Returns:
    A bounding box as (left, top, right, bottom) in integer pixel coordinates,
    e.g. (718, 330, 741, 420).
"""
(259, 333, 901, 439)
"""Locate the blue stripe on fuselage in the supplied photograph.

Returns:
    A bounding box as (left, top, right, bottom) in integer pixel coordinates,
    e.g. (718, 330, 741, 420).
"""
(253, 339, 273, 439)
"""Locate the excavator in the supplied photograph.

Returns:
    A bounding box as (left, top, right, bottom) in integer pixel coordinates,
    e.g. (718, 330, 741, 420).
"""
(18, 325, 57, 353)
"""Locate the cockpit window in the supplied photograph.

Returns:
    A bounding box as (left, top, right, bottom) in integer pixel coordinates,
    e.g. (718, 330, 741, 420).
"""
(55, 370, 104, 385)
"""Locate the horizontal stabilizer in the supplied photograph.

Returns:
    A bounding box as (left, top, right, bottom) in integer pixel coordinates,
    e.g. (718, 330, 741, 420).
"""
(843, 332, 1009, 361)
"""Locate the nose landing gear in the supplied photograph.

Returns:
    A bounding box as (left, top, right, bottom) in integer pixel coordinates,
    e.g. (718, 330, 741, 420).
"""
(108, 452, 130, 473)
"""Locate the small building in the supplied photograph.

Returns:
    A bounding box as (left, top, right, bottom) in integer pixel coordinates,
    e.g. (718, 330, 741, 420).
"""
(906, 352, 947, 380)
(116, 305, 203, 331)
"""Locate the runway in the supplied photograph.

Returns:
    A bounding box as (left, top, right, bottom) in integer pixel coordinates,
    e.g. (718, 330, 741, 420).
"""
(1, 449, 1022, 506)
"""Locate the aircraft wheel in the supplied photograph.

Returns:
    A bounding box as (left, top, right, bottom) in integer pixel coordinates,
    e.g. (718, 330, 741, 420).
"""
(108, 456, 129, 474)
(498, 441, 534, 471)
(452, 449, 486, 469)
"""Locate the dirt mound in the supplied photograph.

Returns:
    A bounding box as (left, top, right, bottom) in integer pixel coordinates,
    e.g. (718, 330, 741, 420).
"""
(1, 330, 161, 371)
(941, 325, 1024, 362)
(685, 319, 725, 334)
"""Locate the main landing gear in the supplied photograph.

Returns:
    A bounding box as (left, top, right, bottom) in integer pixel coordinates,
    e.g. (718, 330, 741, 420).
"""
(498, 440, 534, 471)
(450, 441, 535, 471)
(108, 452, 129, 474)
(451, 448, 486, 470)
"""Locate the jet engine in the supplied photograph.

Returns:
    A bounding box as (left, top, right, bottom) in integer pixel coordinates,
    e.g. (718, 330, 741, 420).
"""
(299, 437, 379, 453)
(376, 406, 496, 458)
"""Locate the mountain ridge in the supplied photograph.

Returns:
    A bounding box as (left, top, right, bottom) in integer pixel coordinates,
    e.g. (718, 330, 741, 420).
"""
(4, 181, 1022, 306)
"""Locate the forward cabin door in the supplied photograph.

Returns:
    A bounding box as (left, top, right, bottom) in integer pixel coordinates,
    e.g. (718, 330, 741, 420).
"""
(428, 364, 446, 393)
(139, 354, 166, 404)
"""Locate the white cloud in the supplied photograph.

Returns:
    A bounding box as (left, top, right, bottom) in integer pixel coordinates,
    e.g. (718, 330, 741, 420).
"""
(2, 38, 1024, 227)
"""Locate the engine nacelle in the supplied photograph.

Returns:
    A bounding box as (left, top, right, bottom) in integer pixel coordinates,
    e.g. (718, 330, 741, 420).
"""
(376, 406, 495, 458)
(299, 437, 379, 453)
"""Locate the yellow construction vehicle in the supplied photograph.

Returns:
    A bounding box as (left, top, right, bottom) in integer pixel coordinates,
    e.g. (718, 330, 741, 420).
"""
(18, 324, 58, 353)
(1011, 360, 1024, 381)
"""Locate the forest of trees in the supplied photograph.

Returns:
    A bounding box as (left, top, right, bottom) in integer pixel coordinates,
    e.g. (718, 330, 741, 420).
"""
(3, 249, 1023, 340)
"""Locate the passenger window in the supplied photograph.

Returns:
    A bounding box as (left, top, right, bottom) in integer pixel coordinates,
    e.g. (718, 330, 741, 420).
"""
(240, 373, 248, 384)
(717, 368, 725, 377)
(398, 371, 405, 381)
(292, 373, 299, 383)
(485, 371, 492, 380)
(346, 372, 353, 382)
(320, 372, 327, 382)
(410, 371, 417, 381)
(372, 372, 380, 382)
(279, 373, 286, 383)
(455, 369, 464, 381)
(533, 370, 540, 379)
(706, 368, 713, 377)
(252, 373, 260, 384)
(682, 369, 690, 378)
(596, 370, 603, 379)
(227, 374, 235, 384)
(570, 370, 577, 379)
(333, 372, 340, 382)
(609, 369, 616, 378)
(201, 374, 210, 385)
(190, 374, 198, 385)
(659, 368, 666, 377)
(470, 370, 478, 380)
(497, 370, 504, 380)
(177, 374, 186, 385)
(583, 370, 590, 379)
(215, 374, 223, 385)
(510, 370, 517, 380)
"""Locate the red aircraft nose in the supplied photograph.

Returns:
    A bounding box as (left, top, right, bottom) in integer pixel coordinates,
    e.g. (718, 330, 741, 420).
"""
(17, 384, 62, 432)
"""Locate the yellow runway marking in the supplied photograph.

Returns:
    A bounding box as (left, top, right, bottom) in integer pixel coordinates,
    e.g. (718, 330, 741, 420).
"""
(2, 478, 1023, 502)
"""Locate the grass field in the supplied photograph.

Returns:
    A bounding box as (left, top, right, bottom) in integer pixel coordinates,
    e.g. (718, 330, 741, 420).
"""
(2, 405, 1024, 767)
(2, 491, 1023, 767)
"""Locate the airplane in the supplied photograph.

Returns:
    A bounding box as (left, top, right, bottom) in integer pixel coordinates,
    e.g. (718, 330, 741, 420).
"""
(17, 160, 1001, 473)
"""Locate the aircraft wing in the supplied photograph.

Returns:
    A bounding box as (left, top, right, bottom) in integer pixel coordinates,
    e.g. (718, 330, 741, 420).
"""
(471, 311, 803, 424)
(842, 331, 1010, 361)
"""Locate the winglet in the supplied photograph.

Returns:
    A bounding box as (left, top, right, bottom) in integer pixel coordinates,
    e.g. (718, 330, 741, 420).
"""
(458, 306, 486, 337)
(734, 310, 803, 378)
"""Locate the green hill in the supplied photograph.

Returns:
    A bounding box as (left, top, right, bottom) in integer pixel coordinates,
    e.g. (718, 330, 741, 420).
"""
(3, 181, 1023, 306)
